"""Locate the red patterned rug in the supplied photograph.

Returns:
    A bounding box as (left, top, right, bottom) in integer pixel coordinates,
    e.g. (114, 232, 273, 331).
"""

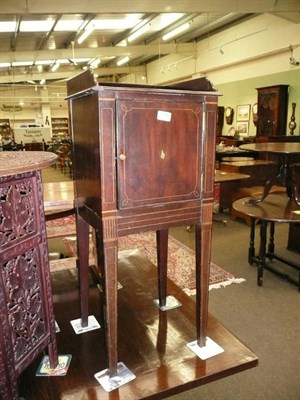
(46, 214, 77, 238)
(51, 216, 245, 295)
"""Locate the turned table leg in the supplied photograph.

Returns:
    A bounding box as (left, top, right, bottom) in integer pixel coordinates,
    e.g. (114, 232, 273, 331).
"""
(257, 220, 268, 286)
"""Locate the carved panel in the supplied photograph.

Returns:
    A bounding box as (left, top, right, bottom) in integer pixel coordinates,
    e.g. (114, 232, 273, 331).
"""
(1, 248, 47, 364)
(0, 168, 58, 400)
(0, 178, 37, 250)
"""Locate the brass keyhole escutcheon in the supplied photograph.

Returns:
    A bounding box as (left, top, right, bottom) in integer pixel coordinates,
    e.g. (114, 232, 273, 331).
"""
(160, 150, 166, 160)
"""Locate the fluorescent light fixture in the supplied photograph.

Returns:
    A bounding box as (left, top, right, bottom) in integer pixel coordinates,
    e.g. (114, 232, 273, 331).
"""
(51, 61, 60, 72)
(116, 39, 127, 47)
(0, 21, 17, 32)
(12, 61, 33, 67)
(27, 80, 35, 84)
(40, 79, 46, 85)
(77, 25, 94, 44)
(117, 56, 130, 66)
(162, 23, 190, 41)
(160, 13, 185, 26)
(54, 20, 84, 31)
(0, 62, 11, 68)
(88, 58, 101, 68)
(92, 17, 141, 30)
(127, 24, 150, 43)
(56, 59, 71, 65)
(20, 20, 55, 32)
(35, 60, 53, 65)
(73, 58, 91, 63)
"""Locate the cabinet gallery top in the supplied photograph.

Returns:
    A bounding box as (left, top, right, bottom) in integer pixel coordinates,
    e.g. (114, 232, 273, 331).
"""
(66, 68, 220, 98)
(0, 151, 57, 177)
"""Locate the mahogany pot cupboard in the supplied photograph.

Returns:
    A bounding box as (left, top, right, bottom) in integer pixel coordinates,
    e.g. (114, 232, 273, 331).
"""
(67, 69, 220, 377)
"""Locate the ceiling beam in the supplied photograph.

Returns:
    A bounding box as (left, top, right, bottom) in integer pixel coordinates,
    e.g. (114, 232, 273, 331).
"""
(0, 65, 147, 84)
(0, 43, 197, 63)
(1, 0, 298, 14)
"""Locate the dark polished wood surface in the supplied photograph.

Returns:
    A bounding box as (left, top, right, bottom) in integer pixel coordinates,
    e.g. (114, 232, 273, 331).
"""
(43, 181, 74, 212)
(240, 143, 300, 205)
(240, 142, 300, 154)
(233, 194, 300, 289)
(18, 251, 258, 399)
(214, 170, 250, 183)
(255, 85, 289, 137)
(215, 170, 251, 212)
(233, 194, 300, 222)
(217, 161, 277, 211)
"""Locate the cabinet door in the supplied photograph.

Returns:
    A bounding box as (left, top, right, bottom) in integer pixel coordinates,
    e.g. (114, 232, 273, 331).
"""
(116, 98, 203, 209)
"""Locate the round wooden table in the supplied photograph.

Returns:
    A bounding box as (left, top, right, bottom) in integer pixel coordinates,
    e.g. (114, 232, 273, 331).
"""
(233, 193, 300, 290)
(240, 142, 300, 205)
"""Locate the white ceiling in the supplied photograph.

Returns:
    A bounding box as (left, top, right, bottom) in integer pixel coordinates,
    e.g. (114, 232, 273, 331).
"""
(0, 0, 299, 85)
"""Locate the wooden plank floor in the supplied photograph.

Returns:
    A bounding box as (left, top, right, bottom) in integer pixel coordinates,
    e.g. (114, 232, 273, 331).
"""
(18, 249, 258, 399)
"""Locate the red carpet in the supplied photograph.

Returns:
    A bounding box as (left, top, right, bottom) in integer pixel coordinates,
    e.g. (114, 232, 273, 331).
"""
(52, 218, 245, 295)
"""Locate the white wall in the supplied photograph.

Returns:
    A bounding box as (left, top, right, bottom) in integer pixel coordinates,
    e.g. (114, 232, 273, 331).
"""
(147, 14, 300, 86)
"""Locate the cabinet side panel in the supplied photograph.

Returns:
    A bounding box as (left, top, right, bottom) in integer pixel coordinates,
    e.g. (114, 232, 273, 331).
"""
(203, 100, 218, 198)
(70, 93, 102, 216)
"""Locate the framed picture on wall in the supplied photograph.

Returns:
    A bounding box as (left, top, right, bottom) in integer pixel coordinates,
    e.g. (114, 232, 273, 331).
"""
(236, 121, 249, 136)
(237, 104, 251, 121)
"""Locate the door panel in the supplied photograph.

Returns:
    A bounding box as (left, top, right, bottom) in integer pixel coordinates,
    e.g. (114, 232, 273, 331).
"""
(116, 99, 203, 209)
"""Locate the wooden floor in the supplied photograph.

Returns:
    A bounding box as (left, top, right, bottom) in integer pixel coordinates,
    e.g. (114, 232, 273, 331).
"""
(18, 250, 258, 400)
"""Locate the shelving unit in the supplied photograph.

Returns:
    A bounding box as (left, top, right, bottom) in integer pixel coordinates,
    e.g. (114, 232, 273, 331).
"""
(51, 117, 69, 141)
(0, 119, 11, 138)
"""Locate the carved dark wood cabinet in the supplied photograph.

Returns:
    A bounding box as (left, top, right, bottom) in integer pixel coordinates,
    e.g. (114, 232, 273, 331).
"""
(256, 84, 289, 136)
(0, 152, 58, 400)
(67, 70, 219, 376)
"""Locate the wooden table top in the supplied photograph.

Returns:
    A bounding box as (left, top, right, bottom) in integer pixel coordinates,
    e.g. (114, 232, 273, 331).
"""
(0, 151, 57, 177)
(215, 169, 250, 183)
(19, 248, 258, 399)
(43, 180, 74, 212)
(240, 142, 300, 154)
(220, 159, 274, 167)
(233, 193, 300, 222)
(42, 172, 250, 212)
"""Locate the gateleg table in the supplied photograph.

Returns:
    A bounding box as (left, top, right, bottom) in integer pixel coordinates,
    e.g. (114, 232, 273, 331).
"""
(233, 194, 300, 290)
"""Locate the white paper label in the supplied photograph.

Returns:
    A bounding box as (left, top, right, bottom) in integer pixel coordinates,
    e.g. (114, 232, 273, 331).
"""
(157, 110, 172, 122)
